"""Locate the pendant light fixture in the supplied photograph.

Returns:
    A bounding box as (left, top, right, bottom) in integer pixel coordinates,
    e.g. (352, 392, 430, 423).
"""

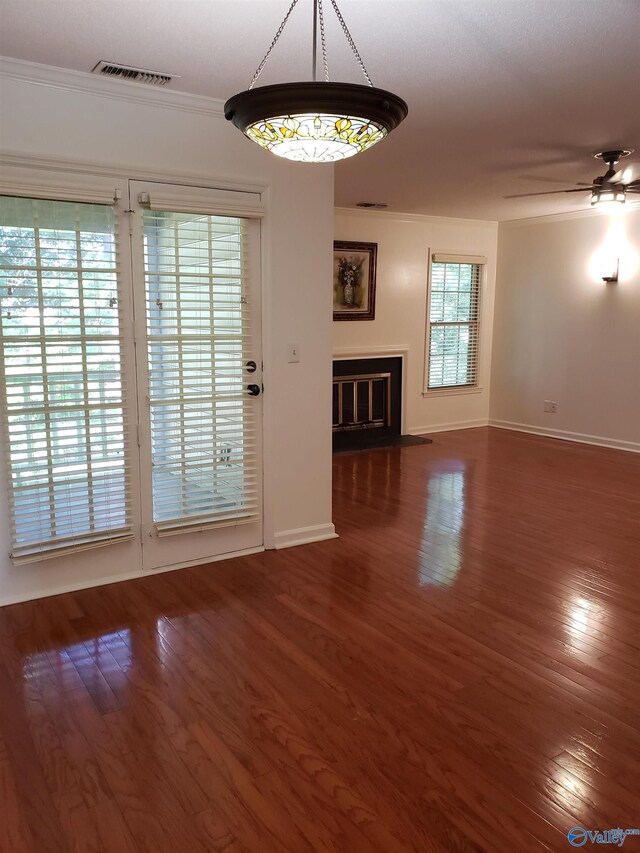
(224, 0, 408, 163)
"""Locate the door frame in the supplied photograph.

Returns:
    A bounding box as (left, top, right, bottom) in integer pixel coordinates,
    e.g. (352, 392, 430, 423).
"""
(0, 160, 270, 605)
(128, 179, 266, 572)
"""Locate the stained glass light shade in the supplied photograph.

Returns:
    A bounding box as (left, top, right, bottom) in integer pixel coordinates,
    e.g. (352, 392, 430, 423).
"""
(225, 82, 408, 164)
(245, 113, 386, 162)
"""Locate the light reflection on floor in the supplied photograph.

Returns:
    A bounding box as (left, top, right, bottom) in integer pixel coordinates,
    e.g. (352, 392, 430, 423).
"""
(565, 595, 607, 659)
(419, 466, 466, 586)
(23, 628, 133, 683)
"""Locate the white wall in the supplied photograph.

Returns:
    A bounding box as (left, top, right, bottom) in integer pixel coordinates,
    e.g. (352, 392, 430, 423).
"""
(490, 209, 640, 451)
(333, 208, 498, 434)
(0, 60, 336, 604)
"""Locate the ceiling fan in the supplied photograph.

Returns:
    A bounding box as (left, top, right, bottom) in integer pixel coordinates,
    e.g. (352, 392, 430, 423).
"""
(505, 149, 640, 207)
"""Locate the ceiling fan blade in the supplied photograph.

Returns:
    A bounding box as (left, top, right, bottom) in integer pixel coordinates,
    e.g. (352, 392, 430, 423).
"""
(503, 187, 590, 199)
(610, 171, 630, 184)
(626, 180, 640, 189)
(515, 174, 577, 185)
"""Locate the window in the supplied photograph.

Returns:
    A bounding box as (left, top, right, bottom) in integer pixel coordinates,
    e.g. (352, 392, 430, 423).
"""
(426, 253, 484, 390)
(0, 196, 131, 562)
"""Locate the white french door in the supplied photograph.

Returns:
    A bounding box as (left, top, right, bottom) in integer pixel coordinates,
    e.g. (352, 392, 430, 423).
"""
(129, 182, 263, 571)
(0, 191, 140, 575)
(0, 180, 263, 577)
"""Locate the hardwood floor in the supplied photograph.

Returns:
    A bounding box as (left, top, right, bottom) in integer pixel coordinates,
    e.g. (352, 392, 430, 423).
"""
(1, 426, 640, 852)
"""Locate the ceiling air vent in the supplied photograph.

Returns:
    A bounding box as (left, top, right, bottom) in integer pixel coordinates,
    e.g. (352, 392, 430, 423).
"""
(91, 61, 177, 86)
(356, 202, 388, 209)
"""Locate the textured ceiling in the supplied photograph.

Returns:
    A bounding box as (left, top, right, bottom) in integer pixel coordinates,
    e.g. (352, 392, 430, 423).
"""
(1, 0, 639, 221)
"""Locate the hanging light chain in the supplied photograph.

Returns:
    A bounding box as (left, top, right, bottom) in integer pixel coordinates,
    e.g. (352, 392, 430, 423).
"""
(249, 0, 302, 89)
(248, 0, 373, 90)
(317, 0, 330, 82)
(329, 0, 373, 87)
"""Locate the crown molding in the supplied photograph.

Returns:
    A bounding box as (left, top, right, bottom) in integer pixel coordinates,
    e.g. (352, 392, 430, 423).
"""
(0, 55, 226, 118)
(0, 151, 269, 196)
(500, 200, 640, 227)
(336, 200, 640, 228)
(334, 205, 498, 228)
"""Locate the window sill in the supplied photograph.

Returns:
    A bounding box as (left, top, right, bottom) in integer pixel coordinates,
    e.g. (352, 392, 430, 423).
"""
(422, 386, 484, 398)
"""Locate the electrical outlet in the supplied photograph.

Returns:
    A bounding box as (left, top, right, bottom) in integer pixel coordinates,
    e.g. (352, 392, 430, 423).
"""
(288, 343, 300, 363)
(543, 400, 558, 414)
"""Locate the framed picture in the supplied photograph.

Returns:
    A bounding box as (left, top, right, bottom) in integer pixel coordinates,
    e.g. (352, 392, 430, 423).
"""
(333, 241, 377, 321)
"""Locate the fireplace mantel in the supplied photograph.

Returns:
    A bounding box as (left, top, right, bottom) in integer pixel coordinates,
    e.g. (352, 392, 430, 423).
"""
(333, 345, 409, 361)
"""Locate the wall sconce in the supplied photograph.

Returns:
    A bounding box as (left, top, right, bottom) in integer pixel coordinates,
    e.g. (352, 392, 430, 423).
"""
(602, 258, 619, 283)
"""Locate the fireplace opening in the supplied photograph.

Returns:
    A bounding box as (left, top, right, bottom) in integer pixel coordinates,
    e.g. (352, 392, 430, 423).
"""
(333, 373, 391, 432)
(332, 357, 403, 452)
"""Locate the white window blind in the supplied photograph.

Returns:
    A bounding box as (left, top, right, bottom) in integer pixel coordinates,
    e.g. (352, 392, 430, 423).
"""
(427, 258, 482, 390)
(0, 196, 131, 563)
(142, 209, 259, 533)
(138, 187, 264, 218)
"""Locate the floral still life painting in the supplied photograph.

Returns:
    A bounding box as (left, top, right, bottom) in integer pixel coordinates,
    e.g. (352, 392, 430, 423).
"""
(333, 241, 377, 321)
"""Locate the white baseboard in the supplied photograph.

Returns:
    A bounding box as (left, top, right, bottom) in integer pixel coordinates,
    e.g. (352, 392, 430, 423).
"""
(0, 545, 265, 608)
(270, 523, 338, 550)
(408, 419, 489, 436)
(489, 419, 640, 454)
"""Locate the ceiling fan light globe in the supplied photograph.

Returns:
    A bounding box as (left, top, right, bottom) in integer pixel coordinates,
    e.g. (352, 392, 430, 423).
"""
(591, 187, 626, 208)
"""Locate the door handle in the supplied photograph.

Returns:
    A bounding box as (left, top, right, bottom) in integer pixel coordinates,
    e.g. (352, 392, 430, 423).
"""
(245, 360, 257, 373)
(247, 384, 261, 396)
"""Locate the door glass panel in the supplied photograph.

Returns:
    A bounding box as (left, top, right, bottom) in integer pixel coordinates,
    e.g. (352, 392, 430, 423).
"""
(141, 210, 259, 530)
(0, 196, 130, 562)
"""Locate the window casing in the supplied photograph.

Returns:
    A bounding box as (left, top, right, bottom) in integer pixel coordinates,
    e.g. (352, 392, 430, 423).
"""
(426, 255, 483, 390)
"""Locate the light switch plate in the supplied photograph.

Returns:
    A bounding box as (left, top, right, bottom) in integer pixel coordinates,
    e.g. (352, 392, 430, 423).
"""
(288, 344, 300, 363)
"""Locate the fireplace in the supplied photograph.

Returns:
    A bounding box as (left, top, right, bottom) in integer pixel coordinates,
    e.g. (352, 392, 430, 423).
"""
(332, 357, 402, 452)
(333, 372, 391, 432)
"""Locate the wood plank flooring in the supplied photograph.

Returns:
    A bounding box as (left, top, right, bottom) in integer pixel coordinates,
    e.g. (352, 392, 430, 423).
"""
(1, 426, 640, 852)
